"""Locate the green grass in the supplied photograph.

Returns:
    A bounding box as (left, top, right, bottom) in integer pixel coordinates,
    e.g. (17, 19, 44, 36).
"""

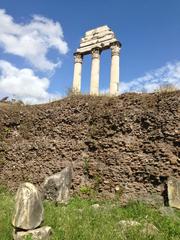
(0, 187, 179, 240)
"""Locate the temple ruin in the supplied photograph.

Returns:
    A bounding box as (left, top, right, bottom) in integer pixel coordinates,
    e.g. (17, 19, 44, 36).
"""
(72, 25, 122, 95)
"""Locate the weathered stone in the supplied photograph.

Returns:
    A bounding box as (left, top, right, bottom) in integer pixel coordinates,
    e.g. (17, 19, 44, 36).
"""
(80, 34, 115, 47)
(142, 223, 159, 235)
(159, 207, 180, 220)
(85, 25, 110, 36)
(81, 31, 114, 42)
(90, 48, 101, 95)
(73, 25, 121, 95)
(168, 177, 180, 209)
(118, 220, 140, 228)
(118, 220, 158, 235)
(91, 204, 100, 209)
(13, 226, 52, 240)
(1, 92, 179, 204)
(12, 182, 44, 230)
(43, 166, 72, 203)
(110, 42, 120, 95)
(76, 38, 118, 54)
(72, 53, 83, 93)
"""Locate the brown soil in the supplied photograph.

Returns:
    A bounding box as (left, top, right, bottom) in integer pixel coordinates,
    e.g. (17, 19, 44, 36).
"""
(0, 91, 179, 203)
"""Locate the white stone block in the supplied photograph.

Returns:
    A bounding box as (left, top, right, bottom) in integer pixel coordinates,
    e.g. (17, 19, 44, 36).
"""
(12, 183, 44, 230)
(80, 34, 115, 48)
(77, 38, 118, 54)
(13, 226, 52, 240)
(85, 25, 110, 36)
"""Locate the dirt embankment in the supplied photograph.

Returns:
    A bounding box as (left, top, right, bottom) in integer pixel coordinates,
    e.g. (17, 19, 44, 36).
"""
(0, 91, 179, 203)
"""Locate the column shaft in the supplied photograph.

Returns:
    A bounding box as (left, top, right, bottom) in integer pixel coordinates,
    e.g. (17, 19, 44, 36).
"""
(110, 42, 121, 95)
(72, 53, 83, 93)
(90, 48, 101, 95)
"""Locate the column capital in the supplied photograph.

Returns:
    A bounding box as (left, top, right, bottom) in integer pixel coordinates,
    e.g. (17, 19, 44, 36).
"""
(74, 52, 83, 63)
(110, 41, 121, 56)
(91, 47, 101, 59)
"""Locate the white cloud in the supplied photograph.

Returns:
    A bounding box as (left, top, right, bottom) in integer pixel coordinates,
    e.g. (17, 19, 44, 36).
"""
(121, 61, 180, 93)
(0, 60, 61, 104)
(0, 9, 68, 71)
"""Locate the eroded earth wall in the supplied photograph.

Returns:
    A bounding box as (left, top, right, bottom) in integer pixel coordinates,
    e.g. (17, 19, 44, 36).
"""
(0, 92, 179, 203)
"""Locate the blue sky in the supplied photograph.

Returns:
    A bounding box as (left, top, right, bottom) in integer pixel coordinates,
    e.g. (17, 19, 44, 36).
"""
(0, 0, 179, 103)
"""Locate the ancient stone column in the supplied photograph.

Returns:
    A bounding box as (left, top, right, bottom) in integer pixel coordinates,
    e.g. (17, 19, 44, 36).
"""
(72, 53, 83, 93)
(110, 42, 121, 95)
(90, 48, 101, 95)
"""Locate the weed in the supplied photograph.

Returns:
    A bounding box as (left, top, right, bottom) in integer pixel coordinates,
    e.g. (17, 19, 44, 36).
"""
(154, 84, 178, 93)
(0, 153, 5, 166)
(79, 186, 92, 194)
(93, 174, 102, 192)
(83, 158, 90, 176)
(4, 127, 11, 133)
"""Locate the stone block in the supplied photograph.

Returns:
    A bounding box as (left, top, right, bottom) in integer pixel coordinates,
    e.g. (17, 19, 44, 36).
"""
(85, 25, 110, 36)
(12, 182, 44, 230)
(43, 166, 72, 203)
(13, 226, 52, 240)
(80, 34, 115, 48)
(81, 31, 114, 43)
(168, 177, 180, 209)
(77, 38, 118, 54)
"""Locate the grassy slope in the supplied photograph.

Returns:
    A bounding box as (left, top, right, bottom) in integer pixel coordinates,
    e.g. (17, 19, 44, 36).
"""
(0, 187, 179, 240)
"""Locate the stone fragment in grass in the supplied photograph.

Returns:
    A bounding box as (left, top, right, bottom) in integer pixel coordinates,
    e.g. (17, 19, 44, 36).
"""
(142, 223, 159, 235)
(91, 203, 100, 209)
(159, 206, 180, 220)
(118, 220, 158, 236)
(12, 182, 44, 230)
(13, 226, 52, 240)
(168, 177, 180, 209)
(43, 166, 72, 203)
(118, 220, 140, 228)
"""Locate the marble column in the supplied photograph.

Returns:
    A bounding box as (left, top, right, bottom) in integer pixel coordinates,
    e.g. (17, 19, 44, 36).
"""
(90, 48, 101, 95)
(110, 42, 121, 95)
(72, 53, 83, 93)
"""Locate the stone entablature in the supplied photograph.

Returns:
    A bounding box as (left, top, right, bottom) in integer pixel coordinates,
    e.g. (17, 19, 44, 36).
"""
(72, 25, 122, 95)
(77, 25, 119, 54)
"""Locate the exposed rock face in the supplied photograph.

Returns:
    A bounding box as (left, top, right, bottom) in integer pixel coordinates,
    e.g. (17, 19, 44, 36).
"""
(13, 226, 52, 240)
(168, 177, 180, 209)
(12, 182, 44, 230)
(43, 166, 72, 203)
(0, 92, 179, 203)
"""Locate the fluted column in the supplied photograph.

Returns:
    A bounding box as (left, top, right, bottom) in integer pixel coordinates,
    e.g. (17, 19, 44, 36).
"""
(72, 52, 83, 93)
(90, 48, 101, 95)
(110, 42, 121, 95)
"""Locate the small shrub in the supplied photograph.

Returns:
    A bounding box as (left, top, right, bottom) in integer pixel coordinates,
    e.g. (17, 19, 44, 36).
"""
(155, 84, 178, 93)
(83, 158, 90, 176)
(79, 186, 92, 195)
(0, 153, 5, 167)
(93, 174, 102, 191)
(66, 87, 82, 97)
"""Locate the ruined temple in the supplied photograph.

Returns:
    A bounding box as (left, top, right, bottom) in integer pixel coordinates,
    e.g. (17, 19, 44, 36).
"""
(72, 25, 121, 95)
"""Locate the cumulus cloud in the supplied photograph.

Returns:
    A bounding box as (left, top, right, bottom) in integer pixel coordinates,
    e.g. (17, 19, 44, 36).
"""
(0, 9, 68, 71)
(121, 61, 180, 93)
(0, 60, 61, 104)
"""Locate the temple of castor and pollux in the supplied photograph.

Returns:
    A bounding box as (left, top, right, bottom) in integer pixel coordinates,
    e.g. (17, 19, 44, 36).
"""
(72, 25, 122, 95)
